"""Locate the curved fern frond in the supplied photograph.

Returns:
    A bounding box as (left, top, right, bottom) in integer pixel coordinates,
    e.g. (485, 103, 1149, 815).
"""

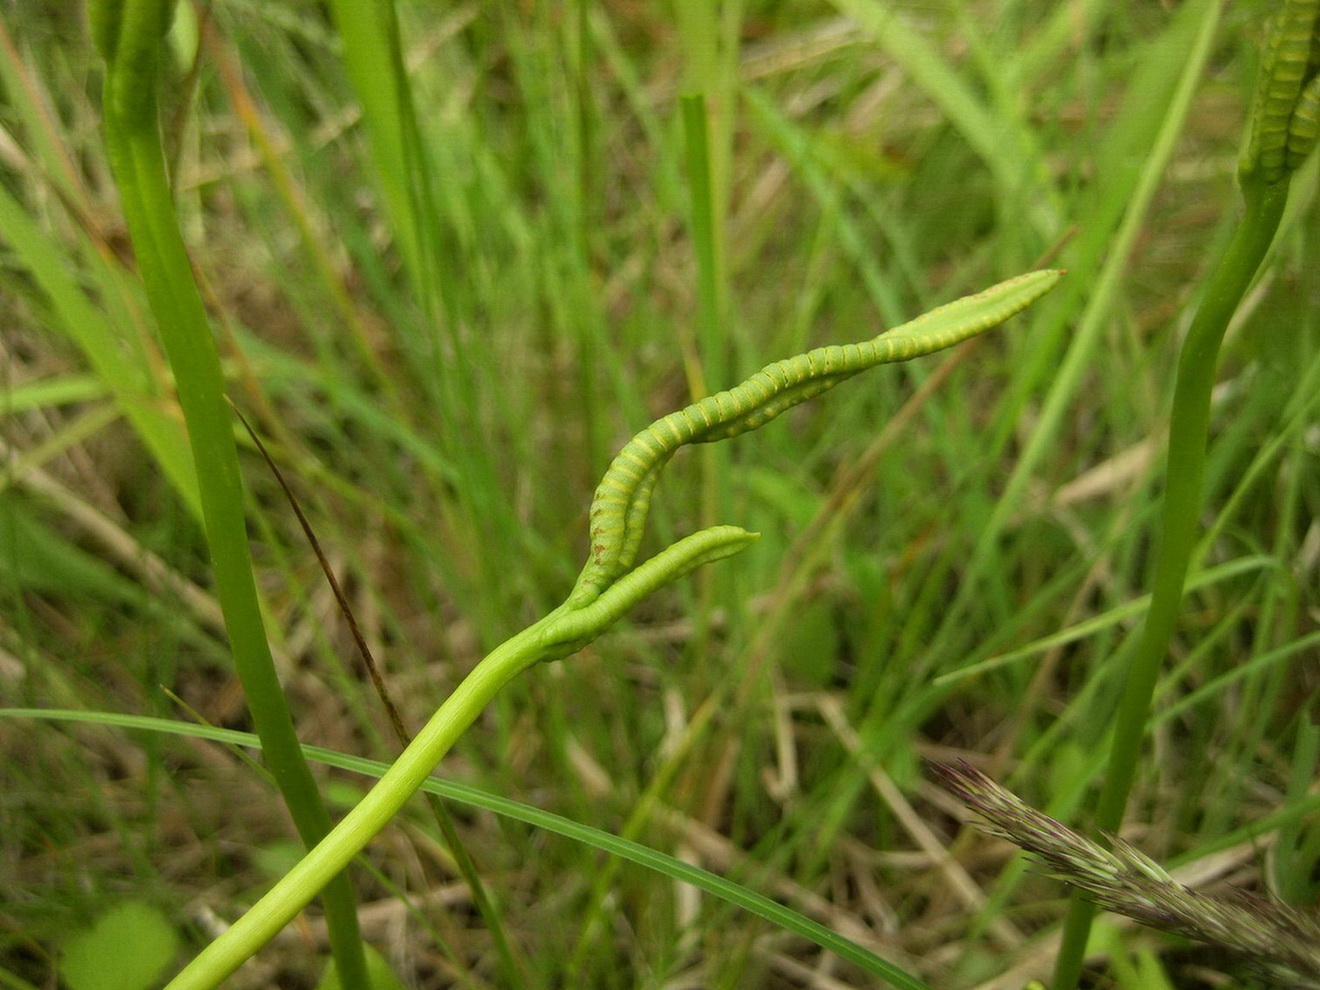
(1242, 0, 1320, 182)
(568, 268, 1063, 606)
(1286, 72, 1320, 168)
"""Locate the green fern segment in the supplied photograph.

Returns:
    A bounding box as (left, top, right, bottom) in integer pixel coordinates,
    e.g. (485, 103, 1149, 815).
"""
(570, 268, 1064, 606)
(1243, 0, 1320, 182)
(1286, 73, 1320, 167)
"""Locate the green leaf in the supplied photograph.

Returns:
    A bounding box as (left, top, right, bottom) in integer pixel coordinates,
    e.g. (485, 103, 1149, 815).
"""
(61, 901, 179, 990)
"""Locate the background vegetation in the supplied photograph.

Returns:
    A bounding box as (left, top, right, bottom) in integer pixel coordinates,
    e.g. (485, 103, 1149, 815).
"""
(2, 1, 1317, 988)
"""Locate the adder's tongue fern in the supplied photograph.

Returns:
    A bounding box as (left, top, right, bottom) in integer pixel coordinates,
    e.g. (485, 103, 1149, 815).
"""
(161, 267, 1060, 990)
(1240, 0, 1320, 184)
(1041, 6, 1320, 987)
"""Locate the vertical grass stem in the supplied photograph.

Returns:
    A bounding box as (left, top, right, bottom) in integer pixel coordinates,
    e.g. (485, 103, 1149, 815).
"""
(92, 0, 372, 985)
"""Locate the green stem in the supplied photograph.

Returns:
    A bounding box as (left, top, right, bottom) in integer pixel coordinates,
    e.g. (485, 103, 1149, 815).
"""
(1051, 177, 1290, 990)
(166, 524, 758, 987)
(164, 624, 550, 990)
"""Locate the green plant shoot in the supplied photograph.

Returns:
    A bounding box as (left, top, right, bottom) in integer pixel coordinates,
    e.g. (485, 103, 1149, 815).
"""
(1053, 4, 1320, 987)
(163, 268, 1061, 989)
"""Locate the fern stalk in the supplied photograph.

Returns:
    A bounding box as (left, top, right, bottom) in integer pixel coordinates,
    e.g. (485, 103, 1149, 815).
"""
(1053, 4, 1320, 985)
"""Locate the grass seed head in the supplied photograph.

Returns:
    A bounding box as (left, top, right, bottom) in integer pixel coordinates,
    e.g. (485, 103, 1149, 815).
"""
(932, 760, 1320, 989)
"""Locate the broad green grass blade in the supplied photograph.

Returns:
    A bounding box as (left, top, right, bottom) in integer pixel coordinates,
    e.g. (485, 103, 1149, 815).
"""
(92, 1, 371, 985)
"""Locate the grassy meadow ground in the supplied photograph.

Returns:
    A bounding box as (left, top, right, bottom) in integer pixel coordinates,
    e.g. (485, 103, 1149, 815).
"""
(2, 1, 1318, 988)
